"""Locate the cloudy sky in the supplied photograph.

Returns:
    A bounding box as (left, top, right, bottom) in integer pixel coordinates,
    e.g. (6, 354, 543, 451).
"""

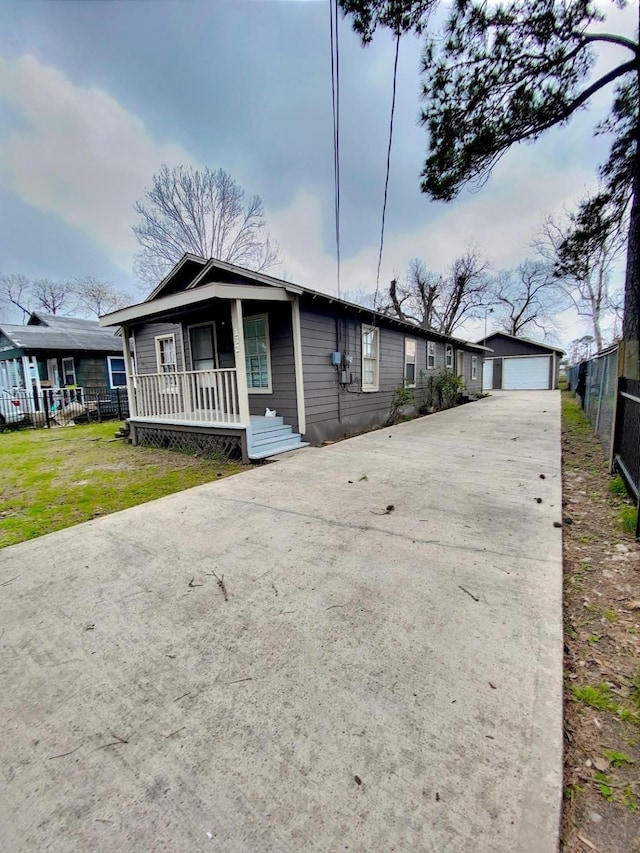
(0, 0, 636, 346)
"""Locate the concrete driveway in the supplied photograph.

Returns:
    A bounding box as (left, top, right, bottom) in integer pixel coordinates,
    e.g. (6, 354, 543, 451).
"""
(0, 391, 563, 853)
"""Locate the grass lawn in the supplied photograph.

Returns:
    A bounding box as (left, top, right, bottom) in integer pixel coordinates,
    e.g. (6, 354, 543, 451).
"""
(0, 422, 248, 548)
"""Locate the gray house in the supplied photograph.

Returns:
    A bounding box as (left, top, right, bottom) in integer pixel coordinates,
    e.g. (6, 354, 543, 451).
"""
(100, 254, 486, 461)
(478, 332, 564, 390)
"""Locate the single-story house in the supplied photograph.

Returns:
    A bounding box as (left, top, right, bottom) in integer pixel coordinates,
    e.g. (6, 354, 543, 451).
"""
(477, 332, 564, 390)
(0, 313, 126, 404)
(100, 254, 487, 461)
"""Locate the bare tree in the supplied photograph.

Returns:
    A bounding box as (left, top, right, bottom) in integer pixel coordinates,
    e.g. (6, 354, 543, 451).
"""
(30, 279, 74, 315)
(382, 251, 490, 334)
(489, 261, 566, 339)
(74, 277, 130, 318)
(0, 274, 33, 322)
(537, 208, 625, 352)
(133, 164, 281, 287)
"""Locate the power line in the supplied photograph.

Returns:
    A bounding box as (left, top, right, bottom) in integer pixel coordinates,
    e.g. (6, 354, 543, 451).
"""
(329, 0, 341, 298)
(374, 30, 401, 308)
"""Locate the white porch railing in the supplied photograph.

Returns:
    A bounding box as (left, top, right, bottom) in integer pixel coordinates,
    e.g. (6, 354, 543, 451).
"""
(133, 369, 243, 424)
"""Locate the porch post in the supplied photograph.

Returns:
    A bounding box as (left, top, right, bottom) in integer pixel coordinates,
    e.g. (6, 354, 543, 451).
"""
(121, 325, 138, 417)
(290, 295, 306, 434)
(30, 357, 42, 400)
(230, 299, 251, 425)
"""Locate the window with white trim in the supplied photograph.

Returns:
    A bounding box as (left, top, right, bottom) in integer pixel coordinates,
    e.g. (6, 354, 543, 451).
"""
(62, 357, 76, 386)
(108, 356, 127, 388)
(427, 341, 436, 369)
(445, 344, 453, 370)
(404, 338, 416, 387)
(244, 314, 272, 392)
(156, 335, 177, 374)
(362, 325, 379, 391)
(471, 355, 478, 381)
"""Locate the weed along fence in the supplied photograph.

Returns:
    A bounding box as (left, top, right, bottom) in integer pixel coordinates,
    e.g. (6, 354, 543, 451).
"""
(568, 344, 640, 537)
(567, 344, 619, 454)
(6, 386, 129, 429)
(611, 378, 640, 537)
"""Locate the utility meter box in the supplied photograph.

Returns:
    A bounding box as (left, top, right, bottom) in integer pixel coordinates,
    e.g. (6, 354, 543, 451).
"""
(330, 351, 342, 366)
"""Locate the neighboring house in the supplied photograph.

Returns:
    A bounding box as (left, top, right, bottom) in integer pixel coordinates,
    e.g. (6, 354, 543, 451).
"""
(477, 332, 564, 390)
(100, 254, 487, 461)
(0, 313, 126, 405)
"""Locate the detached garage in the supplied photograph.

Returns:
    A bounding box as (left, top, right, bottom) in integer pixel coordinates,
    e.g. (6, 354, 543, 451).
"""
(477, 332, 564, 391)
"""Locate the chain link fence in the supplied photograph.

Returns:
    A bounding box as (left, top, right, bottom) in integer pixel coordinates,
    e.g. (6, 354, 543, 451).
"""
(566, 344, 619, 454)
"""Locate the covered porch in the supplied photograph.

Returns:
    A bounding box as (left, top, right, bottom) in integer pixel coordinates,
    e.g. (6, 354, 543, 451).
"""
(101, 277, 308, 462)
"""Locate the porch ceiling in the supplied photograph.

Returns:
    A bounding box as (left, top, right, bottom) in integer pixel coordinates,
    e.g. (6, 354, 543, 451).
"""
(100, 282, 298, 328)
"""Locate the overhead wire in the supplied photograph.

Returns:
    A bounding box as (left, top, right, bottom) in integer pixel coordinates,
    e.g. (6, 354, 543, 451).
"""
(374, 28, 401, 309)
(329, 0, 341, 298)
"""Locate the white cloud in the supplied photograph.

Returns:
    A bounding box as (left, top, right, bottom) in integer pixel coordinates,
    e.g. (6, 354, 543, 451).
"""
(0, 54, 190, 270)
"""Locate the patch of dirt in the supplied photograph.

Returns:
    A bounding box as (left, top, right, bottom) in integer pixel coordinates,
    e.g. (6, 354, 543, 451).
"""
(561, 392, 640, 852)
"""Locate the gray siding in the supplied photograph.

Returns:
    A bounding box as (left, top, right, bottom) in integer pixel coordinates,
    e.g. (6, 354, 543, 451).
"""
(244, 301, 297, 430)
(133, 322, 185, 373)
(299, 302, 483, 443)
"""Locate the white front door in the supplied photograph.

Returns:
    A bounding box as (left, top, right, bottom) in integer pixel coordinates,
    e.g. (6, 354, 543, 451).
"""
(47, 358, 60, 387)
(483, 359, 493, 390)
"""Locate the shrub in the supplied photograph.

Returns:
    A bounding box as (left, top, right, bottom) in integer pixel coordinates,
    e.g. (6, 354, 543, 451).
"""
(389, 383, 416, 424)
(433, 370, 465, 410)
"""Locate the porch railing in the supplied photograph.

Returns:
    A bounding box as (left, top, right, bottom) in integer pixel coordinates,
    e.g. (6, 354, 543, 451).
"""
(133, 369, 242, 424)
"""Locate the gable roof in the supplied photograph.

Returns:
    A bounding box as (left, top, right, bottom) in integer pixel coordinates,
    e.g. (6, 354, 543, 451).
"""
(0, 314, 123, 355)
(27, 312, 107, 330)
(477, 331, 564, 355)
(103, 254, 489, 353)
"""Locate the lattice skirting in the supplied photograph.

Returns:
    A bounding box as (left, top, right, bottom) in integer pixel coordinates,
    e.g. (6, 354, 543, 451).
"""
(134, 426, 242, 460)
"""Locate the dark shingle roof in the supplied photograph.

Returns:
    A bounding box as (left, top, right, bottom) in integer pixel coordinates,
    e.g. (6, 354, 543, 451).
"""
(0, 320, 123, 354)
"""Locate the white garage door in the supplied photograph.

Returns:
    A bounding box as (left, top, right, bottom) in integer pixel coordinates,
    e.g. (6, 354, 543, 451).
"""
(483, 359, 493, 390)
(503, 356, 551, 390)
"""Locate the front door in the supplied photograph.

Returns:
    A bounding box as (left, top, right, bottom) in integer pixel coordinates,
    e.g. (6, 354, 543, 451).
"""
(189, 323, 217, 371)
(456, 350, 464, 379)
(47, 358, 60, 388)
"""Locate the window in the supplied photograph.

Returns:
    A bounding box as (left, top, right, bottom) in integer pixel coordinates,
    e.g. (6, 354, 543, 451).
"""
(362, 325, 379, 391)
(404, 339, 416, 387)
(62, 357, 76, 386)
(427, 341, 435, 369)
(471, 355, 478, 381)
(445, 344, 453, 370)
(189, 324, 216, 371)
(244, 315, 272, 392)
(155, 335, 177, 374)
(108, 356, 127, 389)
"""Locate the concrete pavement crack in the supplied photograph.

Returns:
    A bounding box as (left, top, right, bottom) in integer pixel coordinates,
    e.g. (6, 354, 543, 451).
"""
(211, 496, 553, 566)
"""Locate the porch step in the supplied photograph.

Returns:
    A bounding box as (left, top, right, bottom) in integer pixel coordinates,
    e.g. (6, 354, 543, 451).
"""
(247, 416, 308, 460)
(250, 425, 294, 447)
(250, 416, 284, 432)
(248, 437, 310, 460)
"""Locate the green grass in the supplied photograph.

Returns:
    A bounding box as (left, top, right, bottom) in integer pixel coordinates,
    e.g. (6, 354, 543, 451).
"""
(562, 391, 594, 436)
(572, 682, 640, 724)
(619, 505, 638, 536)
(0, 422, 247, 548)
(608, 475, 628, 497)
(603, 749, 635, 768)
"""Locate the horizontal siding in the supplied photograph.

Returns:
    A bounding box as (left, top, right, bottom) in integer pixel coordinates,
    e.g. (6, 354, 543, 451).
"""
(248, 302, 297, 428)
(133, 322, 184, 373)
